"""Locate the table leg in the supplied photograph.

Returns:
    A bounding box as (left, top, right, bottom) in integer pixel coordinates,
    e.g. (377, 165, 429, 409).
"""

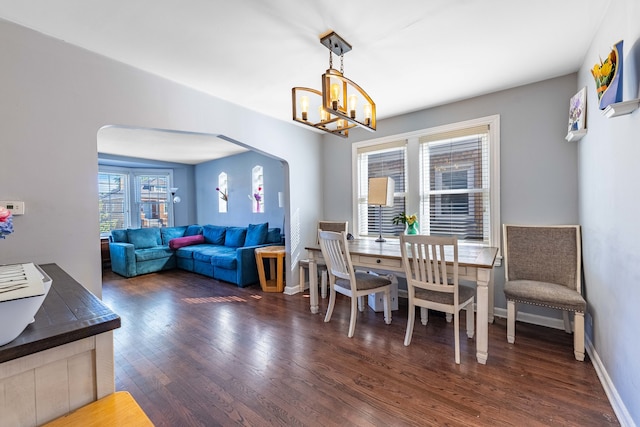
(488, 267, 495, 323)
(276, 254, 284, 292)
(255, 253, 267, 292)
(476, 267, 491, 364)
(309, 255, 319, 314)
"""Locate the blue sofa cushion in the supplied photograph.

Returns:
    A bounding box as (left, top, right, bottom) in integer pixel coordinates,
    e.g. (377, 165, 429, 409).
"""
(266, 227, 282, 244)
(185, 225, 203, 236)
(225, 227, 247, 247)
(192, 246, 233, 262)
(128, 228, 162, 249)
(175, 244, 207, 259)
(245, 222, 268, 246)
(203, 225, 226, 245)
(160, 226, 187, 244)
(211, 255, 237, 269)
(111, 229, 129, 243)
(135, 246, 173, 261)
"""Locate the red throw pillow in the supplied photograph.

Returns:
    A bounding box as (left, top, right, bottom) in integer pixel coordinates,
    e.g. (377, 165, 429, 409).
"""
(169, 234, 205, 250)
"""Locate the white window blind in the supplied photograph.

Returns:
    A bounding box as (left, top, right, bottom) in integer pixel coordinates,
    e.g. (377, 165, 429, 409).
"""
(356, 141, 407, 237)
(419, 125, 490, 244)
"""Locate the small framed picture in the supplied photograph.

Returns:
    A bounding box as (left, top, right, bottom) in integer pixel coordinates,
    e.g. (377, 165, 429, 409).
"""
(568, 87, 587, 133)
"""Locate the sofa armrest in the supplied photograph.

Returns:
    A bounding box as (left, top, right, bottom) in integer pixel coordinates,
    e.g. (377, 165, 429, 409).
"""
(235, 243, 282, 287)
(109, 242, 137, 277)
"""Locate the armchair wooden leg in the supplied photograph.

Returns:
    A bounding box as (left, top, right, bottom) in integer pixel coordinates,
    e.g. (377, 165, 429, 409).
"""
(507, 300, 516, 344)
(574, 311, 585, 361)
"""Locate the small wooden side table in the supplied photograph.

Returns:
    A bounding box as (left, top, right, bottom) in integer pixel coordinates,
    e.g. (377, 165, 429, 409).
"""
(255, 245, 286, 292)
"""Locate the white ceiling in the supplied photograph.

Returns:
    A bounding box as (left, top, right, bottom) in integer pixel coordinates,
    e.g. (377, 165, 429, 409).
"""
(0, 0, 611, 163)
(98, 126, 249, 165)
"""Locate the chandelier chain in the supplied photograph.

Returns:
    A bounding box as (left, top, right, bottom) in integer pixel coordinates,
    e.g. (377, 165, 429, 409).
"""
(340, 53, 344, 74)
(329, 50, 333, 69)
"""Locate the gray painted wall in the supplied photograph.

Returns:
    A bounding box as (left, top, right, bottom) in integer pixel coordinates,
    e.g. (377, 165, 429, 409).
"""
(195, 151, 286, 230)
(577, 1, 640, 424)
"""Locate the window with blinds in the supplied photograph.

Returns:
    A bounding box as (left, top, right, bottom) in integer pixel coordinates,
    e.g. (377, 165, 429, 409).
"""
(419, 125, 490, 244)
(98, 172, 129, 235)
(353, 115, 499, 248)
(356, 141, 407, 238)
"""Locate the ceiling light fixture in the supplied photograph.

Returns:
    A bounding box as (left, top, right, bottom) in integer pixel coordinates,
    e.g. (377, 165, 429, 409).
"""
(292, 31, 376, 138)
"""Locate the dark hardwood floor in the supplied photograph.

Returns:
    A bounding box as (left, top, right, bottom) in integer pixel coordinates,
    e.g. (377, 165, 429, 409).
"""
(101, 269, 618, 427)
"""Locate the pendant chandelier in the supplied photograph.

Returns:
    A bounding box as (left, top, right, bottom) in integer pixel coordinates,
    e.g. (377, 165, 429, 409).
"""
(292, 31, 376, 138)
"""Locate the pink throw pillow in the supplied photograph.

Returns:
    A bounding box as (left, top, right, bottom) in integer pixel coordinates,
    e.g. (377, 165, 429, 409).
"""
(169, 234, 205, 250)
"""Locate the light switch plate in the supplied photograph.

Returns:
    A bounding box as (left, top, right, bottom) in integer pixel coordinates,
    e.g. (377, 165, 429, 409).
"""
(0, 201, 25, 215)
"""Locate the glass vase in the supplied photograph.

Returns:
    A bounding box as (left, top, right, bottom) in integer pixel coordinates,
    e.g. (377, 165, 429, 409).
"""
(405, 221, 419, 235)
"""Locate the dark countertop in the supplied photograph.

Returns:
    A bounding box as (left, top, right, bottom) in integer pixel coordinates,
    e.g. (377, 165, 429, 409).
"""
(0, 263, 121, 364)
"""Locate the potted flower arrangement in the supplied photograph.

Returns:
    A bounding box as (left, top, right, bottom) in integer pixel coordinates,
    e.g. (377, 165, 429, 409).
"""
(0, 207, 13, 238)
(392, 212, 419, 235)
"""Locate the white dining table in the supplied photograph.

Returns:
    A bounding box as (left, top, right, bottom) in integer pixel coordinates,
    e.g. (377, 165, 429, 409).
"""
(305, 239, 498, 364)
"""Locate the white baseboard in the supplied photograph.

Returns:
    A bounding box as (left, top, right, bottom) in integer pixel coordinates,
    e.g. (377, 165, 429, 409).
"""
(585, 336, 635, 427)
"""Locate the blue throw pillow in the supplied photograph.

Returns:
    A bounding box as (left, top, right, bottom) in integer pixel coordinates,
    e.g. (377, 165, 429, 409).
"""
(128, 228, 161, 249)
(266, 228, 282, 243)
(111, 229, 129, 243)
(203, 225, 226, 245)
(244, 222, 268, 246)
(225, 227, 247, 247)
(185, 225, 203, 236)
(160, 226, 187, 245)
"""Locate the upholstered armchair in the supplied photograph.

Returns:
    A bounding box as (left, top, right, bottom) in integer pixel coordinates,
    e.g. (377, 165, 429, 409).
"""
(502, 225, 586, 361)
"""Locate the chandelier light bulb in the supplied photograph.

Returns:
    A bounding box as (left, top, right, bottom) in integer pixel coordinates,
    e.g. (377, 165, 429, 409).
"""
(330, 83, 340, 110)
(364, 104, 372, 125)
(318, 105, 328, 122)
(348, 94, 358, 119)
(300, 96, 309, 121)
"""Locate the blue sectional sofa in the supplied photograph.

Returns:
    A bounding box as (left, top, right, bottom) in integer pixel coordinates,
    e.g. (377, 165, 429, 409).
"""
(109, 223, 282, 287)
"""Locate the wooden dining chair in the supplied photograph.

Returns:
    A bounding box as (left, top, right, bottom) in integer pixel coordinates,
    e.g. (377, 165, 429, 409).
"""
(503, 224, 586, 361)
(298, 221, 348, 297)
(400, 234, 475, 364)
(318, 230, 392, 337)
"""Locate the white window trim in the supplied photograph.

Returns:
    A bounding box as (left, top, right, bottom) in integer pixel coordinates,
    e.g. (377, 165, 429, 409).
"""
(352, 115, 500, 257)
(98, 166, 175, 229)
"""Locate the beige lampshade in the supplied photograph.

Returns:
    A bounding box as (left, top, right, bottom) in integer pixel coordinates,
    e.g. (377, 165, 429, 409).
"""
(368, 177, 395, 207)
